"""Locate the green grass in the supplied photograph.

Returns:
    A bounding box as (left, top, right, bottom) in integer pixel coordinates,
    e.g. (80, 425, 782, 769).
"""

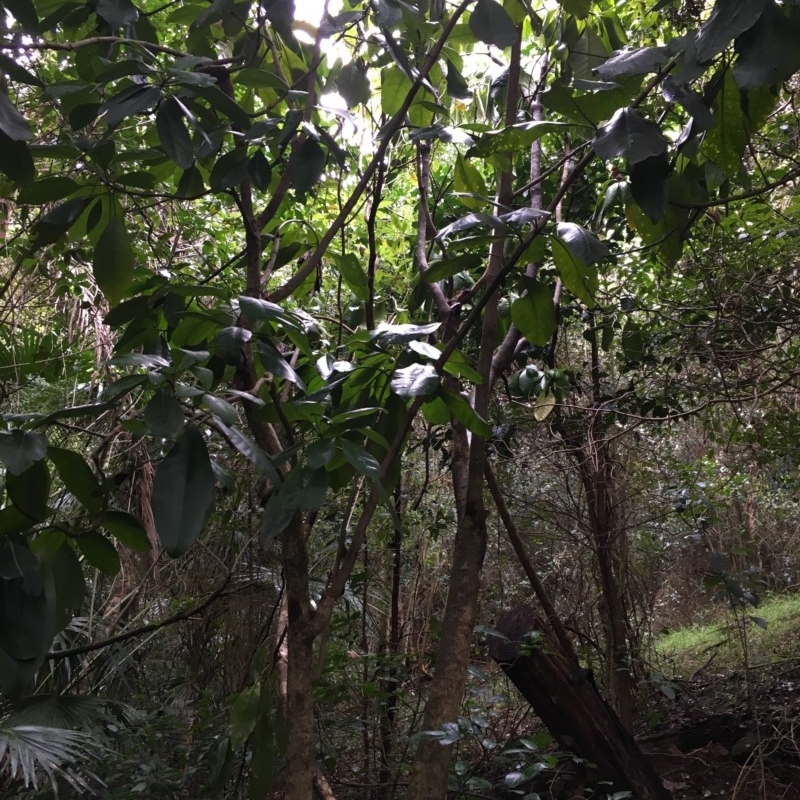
(655, 593, 800, 677)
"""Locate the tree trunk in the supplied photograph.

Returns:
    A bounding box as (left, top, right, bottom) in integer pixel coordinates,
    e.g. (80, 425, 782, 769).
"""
(492, 608, 672, 800)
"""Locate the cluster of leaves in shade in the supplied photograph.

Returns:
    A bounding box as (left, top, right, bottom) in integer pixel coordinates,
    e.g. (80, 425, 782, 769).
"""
(0, 0, 797, 790)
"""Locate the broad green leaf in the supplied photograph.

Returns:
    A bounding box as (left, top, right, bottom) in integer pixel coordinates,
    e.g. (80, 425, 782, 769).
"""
(695, 0, 765, 63)
(334, 252, 369, 300)
(422, 395, 450, 425)
(446, 59, 471, 100)
(424, 253, 483, 282)
(17, 177, 79, 204)
(47, 446, 103, 514)
(534, 392, 556, 422)
(144, 389, 185, 440)
(510, 280, 557, 346)
(552, 237, 598, 307)
(440, 387, 493, 437)
(453, 154, 487, 210)
(288, 138, 326, 200)
(41, 542, 85, 631)
(248, 149, 271, 191)
(257, 342, 306, 390)
(559, 0, 590, 17)
(209, 148, 249, 192)
(701, 68, 746, 177)
(340, 439, 381, 482)
(202, 393, 238, 425)
(661, 78, 715, 130)
(2, 0, 38, 30)
(216, 326, 252, 363)
(555, 223, 609, 264)
(98, 84, 160, 128)
(6, 460, 49, 522)
(629, 154, 670, 223)
(229, 684, 260, 748)
(732, 1, 800, 90)
(0, 132, 35, 185)
(216, 420, 279, 484)
(77, 533, 120, 575)
(0, 92, 32, 141)
(373, 322, 440, 345)
(469, 0, 518, 49)
(152, 427, 215, 557)
(381, 66, 412, 116)
(156, 96, 194, 169)
(0, 430, 47, 475)
(193, 84, 252, 129)
(93, 216, 134, 306)
(621, 319, 645, 363)
(102, 510, 150, 552)
(337, 61, 371, 108)
(592, 107, 667, 165)
(391, 363, 440, 398)
(594, 46, 671, 80)
(96, 0, 139, 27)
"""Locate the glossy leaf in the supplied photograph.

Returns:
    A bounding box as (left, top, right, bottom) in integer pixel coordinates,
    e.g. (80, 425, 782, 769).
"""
(0, 430, 47, 475)
(144, 389, 185, 440)
(373, 322, 440, 345)
(552, 237, 598, 307)
(0, 132, 35, 185)
(216, 420, 279, 484)
(469, 0, 518, 49)
(96, 0, 139, 27)
(629, 154, 671, 223)
(6, 460, 50, 522)
(440, 388, 493, 437)
(98, 85, 160, 129)
(156, 96, 194, 169)
(17, 177, 79, 205)
(337, 61, 371, 108)
(93, 216, 134, 306)
(202, 393, 238, 425)
(289, 138, 326, 200)
(594, 46, 671, 80)
(592, 107, 667, 165)
(152, 428, 215, 557)
(47, 446, 103, 514)
(390, 363, 440, 398)
(510, 280, 557, 346)
(210, 149, 249, 192)
(0, 92, 32, 141)
(77, 533, 121, 575)
(695, 0, 765, 63)
(102, 509, 150, 552)
(555, 223, 609, 264)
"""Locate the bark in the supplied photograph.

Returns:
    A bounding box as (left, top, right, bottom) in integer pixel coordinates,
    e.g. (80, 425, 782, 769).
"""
(492, 608, 672, 800)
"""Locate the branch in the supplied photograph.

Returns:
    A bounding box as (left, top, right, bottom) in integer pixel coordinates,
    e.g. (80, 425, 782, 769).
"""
(46, 573, 233, 660)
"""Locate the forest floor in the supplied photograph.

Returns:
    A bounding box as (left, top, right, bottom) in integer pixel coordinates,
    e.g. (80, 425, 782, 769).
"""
(634, 594, 800, 800)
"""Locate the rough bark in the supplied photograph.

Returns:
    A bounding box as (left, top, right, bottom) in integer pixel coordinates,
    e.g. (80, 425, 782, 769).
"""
(492, 608, 672, 800)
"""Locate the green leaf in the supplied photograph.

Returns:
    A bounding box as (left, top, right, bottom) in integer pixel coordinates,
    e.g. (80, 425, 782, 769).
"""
(17, 177, 79, 204)
(193, 84, 252, 129)
(469, 0, 518, 49)
(77, 533, 120, 575)
(594, 46, 671, 80)
(156, 96, 194, 169)
(629, 154, 670, 223)
(701, 68, 746, 177)
(2, 0, 39, 30)
(446, 59, 471, 99)
(424, 253, 483, 282)
(621, 319, 645, 363)
(390, 363, 440, 398)
(374, 322, 440, 345)
(144, 389, 185, 440)
(93, 216, 134, 306)
(202, 393, 238, 425)
(453, 154, 487, 210)
(470, 121, 569, 158)
(102, 510, 150, 552)
(381, 65, 412, 116)
(695, 0, 765, 63)
(0, 430, 47, 475)
(6, 460, 49, 522)
(257, 341, 307, 390)
(0, 91, 32, 141)
(555, 222, 608, 264)
(552, 237, 598, 307)
(661, 78, 715, 131)
(288, 138, 326, 200)
(43, 542, 85, 631)
(0, 132, 34, 185)
(0, 54, 40, 86)
(209, 148, 249, 193)
(732, 1, 800, 90)
(47, 446, 103, 514)
(337, 61, 371, 108)
(334, 252, 369, 300)
(30, 197, 89, 250)
(216, 421, 279, 484)
(440, 387, 493, 437)
(592, 107, 667, 165)
(248, 149, 271, 191)
(96, 0, 139, 27)
(340, 439, 381, 482)
(98, 84, 160, 128)
(216, 326, 251, 363)
(510, 280, 557, 346)
(152, 427, 215, 557)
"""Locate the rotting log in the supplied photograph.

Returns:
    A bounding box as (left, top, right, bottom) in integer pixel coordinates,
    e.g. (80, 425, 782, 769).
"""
(491, 607, 672, 800)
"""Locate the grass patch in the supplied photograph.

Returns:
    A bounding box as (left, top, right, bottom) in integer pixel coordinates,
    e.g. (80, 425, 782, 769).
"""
(655, 593, 800, 677)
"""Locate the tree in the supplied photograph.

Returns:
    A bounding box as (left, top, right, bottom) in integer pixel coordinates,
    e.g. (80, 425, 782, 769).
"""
(1, 0, 799, 797)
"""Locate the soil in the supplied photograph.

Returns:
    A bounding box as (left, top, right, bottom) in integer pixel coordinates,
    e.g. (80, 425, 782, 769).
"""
(634, 660, 800, 800)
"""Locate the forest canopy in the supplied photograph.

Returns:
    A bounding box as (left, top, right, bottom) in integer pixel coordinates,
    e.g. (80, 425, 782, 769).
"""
(1, 0, 800, 797)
